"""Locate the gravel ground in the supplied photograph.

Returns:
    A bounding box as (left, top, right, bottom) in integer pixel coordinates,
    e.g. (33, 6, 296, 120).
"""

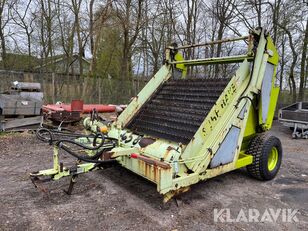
(0, 121, 307, 231)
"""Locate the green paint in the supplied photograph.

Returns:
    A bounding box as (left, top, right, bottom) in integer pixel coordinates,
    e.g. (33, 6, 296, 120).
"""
(33, 28, 280, 201)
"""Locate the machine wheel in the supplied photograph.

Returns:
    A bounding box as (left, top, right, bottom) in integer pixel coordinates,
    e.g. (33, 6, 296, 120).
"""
(246, 133, 282, 180)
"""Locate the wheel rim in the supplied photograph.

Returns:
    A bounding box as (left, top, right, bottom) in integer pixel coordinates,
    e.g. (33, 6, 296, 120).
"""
(268, 147, 278, 171)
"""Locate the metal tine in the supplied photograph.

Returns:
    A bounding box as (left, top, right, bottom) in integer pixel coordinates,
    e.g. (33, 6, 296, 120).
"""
(127, 77, 230, 144)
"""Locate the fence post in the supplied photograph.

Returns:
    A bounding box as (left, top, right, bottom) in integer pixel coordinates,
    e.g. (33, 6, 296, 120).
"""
(98, 77, 101, 104)
(52, 72, 55, 104)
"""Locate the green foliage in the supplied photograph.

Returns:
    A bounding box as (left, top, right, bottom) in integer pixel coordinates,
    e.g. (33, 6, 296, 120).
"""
(0, 53, 39, 71)
(95, 25, 123, 79)
(279, 89, 308, 105)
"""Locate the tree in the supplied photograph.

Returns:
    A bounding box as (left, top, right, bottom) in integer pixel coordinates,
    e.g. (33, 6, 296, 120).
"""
(142, 0, 171, 75)
(89, 0, 95, 56)
(0, 0, 14, 69)
(279, 23, 297, 102)
(35, 0, 55, 66)
(11, 0, 35, 70)
(55, 0, 75, 75)
(298, 17, 308, 100)
(114, 0, 144, 80)
(95, 21, 123, 79)
(211, 0, 237, 77)
(90, 0, 112, 75)
(71, 0, 84, 76)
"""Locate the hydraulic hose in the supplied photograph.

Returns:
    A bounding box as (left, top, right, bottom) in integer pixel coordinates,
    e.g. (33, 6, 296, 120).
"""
(36, 127, 118, 164)
(36, 127, 95, 144)
(59, 143, 117, 165)
(55, 132, 105, 151)
(36, 128, 55, 144)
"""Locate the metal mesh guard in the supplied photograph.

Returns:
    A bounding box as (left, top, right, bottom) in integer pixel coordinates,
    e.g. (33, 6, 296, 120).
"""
(126, 78, 230, 144)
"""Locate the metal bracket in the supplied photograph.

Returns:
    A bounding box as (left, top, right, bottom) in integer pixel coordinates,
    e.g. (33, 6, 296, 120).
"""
(64, 175, 78, 195)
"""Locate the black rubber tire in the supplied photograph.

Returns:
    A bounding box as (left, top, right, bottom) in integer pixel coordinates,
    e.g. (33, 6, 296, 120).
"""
(246, 133, 282, 180)
(289, 127, 301, 132)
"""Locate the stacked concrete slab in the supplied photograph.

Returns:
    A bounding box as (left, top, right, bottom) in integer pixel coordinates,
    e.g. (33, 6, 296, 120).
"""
(0, 82, 43, 131)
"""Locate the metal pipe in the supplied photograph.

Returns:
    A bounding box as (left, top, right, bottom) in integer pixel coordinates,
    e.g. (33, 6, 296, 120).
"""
(175, 36, 249, 50)
(169, 54, 253, 66)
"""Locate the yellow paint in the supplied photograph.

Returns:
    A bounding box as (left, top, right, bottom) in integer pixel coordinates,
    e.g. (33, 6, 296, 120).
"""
(201, 79, 238, 138)
(174, 52, 187, 77)
(243, 105, 257, 138)
(264, 87, 279, 129)
(100, 126, 108, 133)
(235, 152, 253, 169)
(268, 147, 278, 171)
(266, 36, 279, 65)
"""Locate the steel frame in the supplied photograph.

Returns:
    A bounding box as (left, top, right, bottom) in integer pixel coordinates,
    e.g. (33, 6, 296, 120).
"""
(31, 28, 280, 202)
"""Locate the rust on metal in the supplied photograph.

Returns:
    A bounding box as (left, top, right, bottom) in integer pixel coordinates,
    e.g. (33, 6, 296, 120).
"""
(133, 154, 171, 169)
(139, 137, 156, 148)
(30, 176, 50, 194)
(50, 111, 81, 123)
(138, 160, 161, 183)
(163, 146, 175, 160)
(163, 186, 191, 203)
(176, 35, 249, 50)
(101, 151, 114, 160)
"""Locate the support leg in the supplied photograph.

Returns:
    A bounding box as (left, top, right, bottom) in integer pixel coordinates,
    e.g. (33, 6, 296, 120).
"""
(64, 175, 78, 195)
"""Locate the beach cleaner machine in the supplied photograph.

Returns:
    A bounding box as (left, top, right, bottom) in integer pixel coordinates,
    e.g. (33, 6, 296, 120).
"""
(31, 28, 283, 202)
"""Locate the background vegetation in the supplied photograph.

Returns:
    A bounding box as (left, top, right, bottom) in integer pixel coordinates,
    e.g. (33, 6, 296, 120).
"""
(0, 0, 307, 103)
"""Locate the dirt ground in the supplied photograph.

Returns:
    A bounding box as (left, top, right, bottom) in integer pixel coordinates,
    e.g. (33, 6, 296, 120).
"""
(0, 121, 307, 231)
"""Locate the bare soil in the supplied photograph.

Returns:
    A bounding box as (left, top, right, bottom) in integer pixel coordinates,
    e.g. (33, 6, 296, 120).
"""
(0, 121, 307, 231)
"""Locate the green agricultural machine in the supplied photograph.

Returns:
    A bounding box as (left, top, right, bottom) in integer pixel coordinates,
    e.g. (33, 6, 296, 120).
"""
(31, 28, 283, 202)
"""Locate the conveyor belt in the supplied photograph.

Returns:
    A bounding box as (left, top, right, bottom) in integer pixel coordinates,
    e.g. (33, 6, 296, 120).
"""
(126, 78, 230, 144)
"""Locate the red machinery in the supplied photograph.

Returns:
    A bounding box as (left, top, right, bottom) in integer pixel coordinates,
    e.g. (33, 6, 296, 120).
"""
(43, 100, 116, 114)
(42, 100, 118, 124)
